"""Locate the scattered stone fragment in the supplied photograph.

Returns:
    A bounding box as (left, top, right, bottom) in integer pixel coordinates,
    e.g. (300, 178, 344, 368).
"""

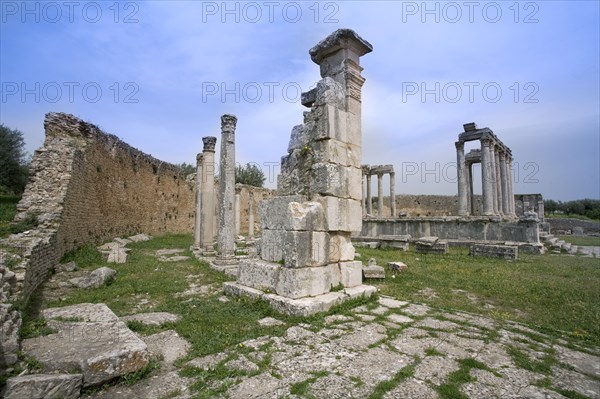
(128, 233, 151, 242)
(363, 258, 385, 279)
(113, 237, 132, 246)
(2, 374, 83, 399)
(388, 261, 408, 273)
(258, 317, 285, 327)
(69, 266, 116, 289)
(55, 261, 77, 273)
(121, 312, 180, 326)
(142, 330, 190, 367)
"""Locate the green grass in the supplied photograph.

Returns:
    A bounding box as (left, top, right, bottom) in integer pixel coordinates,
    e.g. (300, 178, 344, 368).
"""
(357, 246, 600, 346)
(0, 195, 20, 238)
(558, 235, 600, 247)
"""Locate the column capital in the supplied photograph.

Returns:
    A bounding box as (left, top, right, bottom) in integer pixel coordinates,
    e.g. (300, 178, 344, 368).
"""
(481, 137, 492, 147)
(196, 153, 203, 163)
(221, 114, 238, 129)
(499, 152, 506, 161)
(202, 136, 217, 152)
(455, 141, 465, 150)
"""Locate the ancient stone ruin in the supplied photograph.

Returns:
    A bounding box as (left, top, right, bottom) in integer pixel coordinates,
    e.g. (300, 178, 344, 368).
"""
(224, 29, 376, 315)
(362, 164, 395, 217)
(456, 122, 516, 217)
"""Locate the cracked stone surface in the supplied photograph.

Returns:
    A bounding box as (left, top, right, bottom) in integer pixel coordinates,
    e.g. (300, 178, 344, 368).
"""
(53, 299, 600, 399)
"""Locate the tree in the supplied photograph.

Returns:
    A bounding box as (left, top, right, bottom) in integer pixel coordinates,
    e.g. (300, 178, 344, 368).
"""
(0, 124, 29, 194)
(177, 162, 196, 176)
(235, 163, 265, 187)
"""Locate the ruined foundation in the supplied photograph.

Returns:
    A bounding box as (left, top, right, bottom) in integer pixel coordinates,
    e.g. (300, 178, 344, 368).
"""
(224, 29, 376, 315)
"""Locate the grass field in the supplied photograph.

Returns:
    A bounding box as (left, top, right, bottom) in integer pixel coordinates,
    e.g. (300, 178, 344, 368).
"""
(31, 234, 599, 361)
(0, 195, 20, 238)
(558, 235, 600, 247)
(356, 246, 600, 346)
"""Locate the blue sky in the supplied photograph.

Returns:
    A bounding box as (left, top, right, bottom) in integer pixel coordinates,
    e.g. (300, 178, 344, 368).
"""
(1, 0, 598, 201)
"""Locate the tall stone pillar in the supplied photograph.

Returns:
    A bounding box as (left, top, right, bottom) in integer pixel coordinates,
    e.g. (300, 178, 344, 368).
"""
(481, 138, 495, 216)
(500, 152, 509, 216)
(366, 174, 372, 215)
(248, 192, 255, 239)
(234, 193, 241, 237)
(216, 114, 237, 263)
(377, 173, 383, 217)
(456, 141, 468, 216)
(200, 137, 217, 253)
(494, 147, 503, 215)
(390, 172, 396, 218)
(466, 162, 474, 215)
(508, 157, 516, 216)
(193, 153, 203, 248)
(489, 144, 498, 215)
(361, 172, 366, 215)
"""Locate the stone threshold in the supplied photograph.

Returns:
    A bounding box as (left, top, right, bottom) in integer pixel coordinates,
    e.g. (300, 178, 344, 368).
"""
(223, 282, 377, 317)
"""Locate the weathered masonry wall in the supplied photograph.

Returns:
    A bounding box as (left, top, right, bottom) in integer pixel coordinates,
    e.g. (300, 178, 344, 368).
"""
(547, 218, 600, 235)
(236, 184, 276, 235)
(359, 217, 540, 244)
(1, 112, 195, 370)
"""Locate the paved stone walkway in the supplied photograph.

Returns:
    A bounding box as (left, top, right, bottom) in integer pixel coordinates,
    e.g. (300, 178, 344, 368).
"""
(85, 296, 599, 399)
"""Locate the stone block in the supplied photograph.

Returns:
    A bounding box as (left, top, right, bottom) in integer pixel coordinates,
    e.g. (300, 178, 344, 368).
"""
(469, 244, 518, 260)
(260, 229, 284, 262)
(415, 236, 439, 246)
(258, 196, 306, 230)
(275, 265, 332, 299)
(388, 262, 408, 272)
(329, 233, 356, 262)
(329, 262, 341, 287)
(315, 196, 362, 232)
(340, 261, 362, 287)
(288, 124, 308, 153)
(310, 164, 362, 200)
(23, 303, 148, 387)
(287, 201, 326, 231)
(237, 260, 280, 292)
(69, 267, 116, 289)
(2, 374, 83, 399)
(283, 231, 330, 268)
(121, 312, 181, 326)
(363, 265, 385, 279)
(312, 139, 361, 168)
(415, 241, 448, 255)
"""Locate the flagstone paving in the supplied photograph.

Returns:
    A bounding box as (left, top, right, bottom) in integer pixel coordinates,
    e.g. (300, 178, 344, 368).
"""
(91, 295, 599, 399)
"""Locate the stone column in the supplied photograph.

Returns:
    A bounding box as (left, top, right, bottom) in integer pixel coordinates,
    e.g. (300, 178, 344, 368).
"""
(366, 174, 372, 215)
(489, 143, 498, 215)
(234, 192, 241, 237)
(248, 192, 255, 239)
(494, 147, 503, 215)
(389, 172, 396, 218)
(200, 137, 217, 253)
(193, 153, 203, 248)
(466, 162, 474, 215)
(456, 141, 468, 216)
(361, 173, 366, 215)
(216, 114, 237, 263)
(507, 157, 516, 216)
(480, 138, 495, 216)
(377, 173, 383, 217)
(500, 152, 509, 216)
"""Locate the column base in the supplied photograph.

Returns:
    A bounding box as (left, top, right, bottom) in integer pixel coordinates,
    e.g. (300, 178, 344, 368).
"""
(224, 281, 376, 316)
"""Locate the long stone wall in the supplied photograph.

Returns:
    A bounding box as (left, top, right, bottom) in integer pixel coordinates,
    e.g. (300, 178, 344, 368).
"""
(359, 217, 540, 244)
(547, 218, 600, 235)
(1, 112, 196, 371)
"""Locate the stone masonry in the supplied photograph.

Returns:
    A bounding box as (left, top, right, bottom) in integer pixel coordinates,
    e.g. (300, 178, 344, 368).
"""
(225, 29, 376, 315)
(1, 113, 195, 370)
(198, 136, 218, 254)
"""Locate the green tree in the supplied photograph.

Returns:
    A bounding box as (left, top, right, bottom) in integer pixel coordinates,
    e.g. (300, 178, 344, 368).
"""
(0, 124, 29, 194)
(235, 163, 265, 187)
(177, 162, 196, 176)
